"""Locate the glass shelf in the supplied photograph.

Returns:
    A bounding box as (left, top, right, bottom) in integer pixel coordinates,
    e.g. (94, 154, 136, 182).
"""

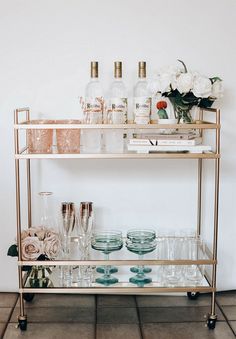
(14, 121, 219, 130)
(18, 237, 215, 267)
(21, 266, 213, 293)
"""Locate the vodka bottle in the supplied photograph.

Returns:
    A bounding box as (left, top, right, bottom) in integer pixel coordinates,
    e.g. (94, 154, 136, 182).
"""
(104, 61, 126, 153)
(108, 61, 128, 124)
(84, 61, 103, 124)
(133, 61, 151, 124)
(83, 62, 103, 153)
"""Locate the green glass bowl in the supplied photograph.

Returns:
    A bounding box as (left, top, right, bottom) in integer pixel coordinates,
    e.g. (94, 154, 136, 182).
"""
(126, 229, 156, 243)
(91, 231, 123, 254)
(126, 239, 157, 255)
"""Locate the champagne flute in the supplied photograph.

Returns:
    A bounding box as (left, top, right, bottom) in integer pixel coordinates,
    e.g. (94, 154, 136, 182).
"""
(61, 202, 76, 258)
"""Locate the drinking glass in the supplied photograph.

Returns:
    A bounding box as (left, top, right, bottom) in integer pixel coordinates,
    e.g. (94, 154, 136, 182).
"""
(27, 120, 53, 153)
(38, 192, 54, 228)
(60, 202, 76, 257)
(163, 235, 183, 285)
(185, 237, 205, 284)
(81, 129, 102, 153)
(91, 231, 123, 286)
(79, 202, 93, 236)
(126, 229, 157, 287)
(103, 130, 124, 153)
(59, 202, 76, 286)
(127, 229, 156, 273)
(56, 120, 81, 153)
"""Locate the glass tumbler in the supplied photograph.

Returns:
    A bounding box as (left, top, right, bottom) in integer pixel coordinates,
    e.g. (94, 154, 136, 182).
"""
(185, 237, 205, 284)
(56, 120, 81, 153)
(27, 120, 54, 153)
(103, 129, 124, 153)
(163, 236, 183, 286)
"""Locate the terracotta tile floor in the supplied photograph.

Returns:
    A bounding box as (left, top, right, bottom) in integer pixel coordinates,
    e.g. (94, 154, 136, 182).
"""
(1, 291, 236, 338)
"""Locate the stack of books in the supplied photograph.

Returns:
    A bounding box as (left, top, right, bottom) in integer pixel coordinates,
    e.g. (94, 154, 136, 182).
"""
(128, 132, 212, 153)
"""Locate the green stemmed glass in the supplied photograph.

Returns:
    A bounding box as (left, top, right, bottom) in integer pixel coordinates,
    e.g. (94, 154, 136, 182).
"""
(127, 229, 156, 274)
(126, 229, 157, 287)
(91, 231, 123, 286)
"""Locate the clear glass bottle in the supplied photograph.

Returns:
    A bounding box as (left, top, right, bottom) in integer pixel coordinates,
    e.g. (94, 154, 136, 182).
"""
(104, 61, 126, 153)
(82, 61, 103, 153)
(133, 61, 151, 124)
(108, 61, 128, 124)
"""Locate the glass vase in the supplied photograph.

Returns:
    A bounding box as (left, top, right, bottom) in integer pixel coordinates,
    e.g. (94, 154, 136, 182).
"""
(175, 105, 193, 124)
(29, 266, 51, 288)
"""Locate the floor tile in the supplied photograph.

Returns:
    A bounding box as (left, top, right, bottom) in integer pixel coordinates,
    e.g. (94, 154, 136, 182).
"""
(142, 322, 235, 339)
(229, 321, 236, 335)
(139, 306, 224, 323)
(0, 293, 18, 307)
(0, 309, 12, 323)
(3, 323, 95, 339)
(11, 307, 96, 323)
(216, 291, 236, 306)
(97, 307, 139, 324)
(0, 323, 6, 339)
(136, 294, 211, 307)
(96, 324, 141, 339)
(221, 306, 236, 320)
(16, 294, 95, 308)
(97, 295, 136, 307)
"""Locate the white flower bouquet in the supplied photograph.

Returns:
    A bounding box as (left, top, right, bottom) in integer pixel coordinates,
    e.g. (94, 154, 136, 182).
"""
(148, 60, 223, 123)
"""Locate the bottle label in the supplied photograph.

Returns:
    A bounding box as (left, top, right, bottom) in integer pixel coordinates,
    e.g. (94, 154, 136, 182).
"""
(135, 116, 150, 124)
(134, 97, 151, 118)
(84, 97, 103, 123)
(109, 98, 128, 124)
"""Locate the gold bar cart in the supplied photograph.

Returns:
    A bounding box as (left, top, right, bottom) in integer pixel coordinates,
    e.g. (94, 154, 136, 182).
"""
(13, 107, 220, 330)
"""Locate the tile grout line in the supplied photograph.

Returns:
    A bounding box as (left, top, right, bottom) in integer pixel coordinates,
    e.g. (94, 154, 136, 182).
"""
(215, 298, 236, 336)
(134, 296, 144, 339)
(2, 294, 19, 338)
(95, 295, 97, 339)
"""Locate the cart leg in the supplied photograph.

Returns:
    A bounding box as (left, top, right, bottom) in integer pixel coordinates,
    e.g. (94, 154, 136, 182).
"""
(18, 292, 27, 331)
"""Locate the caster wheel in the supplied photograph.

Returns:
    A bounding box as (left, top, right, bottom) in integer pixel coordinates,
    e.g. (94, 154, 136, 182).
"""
(23, 293, 35, 302)
(207, 317, 217, 329)
(18, 318, 27, 331)
(187, 292, 200, 300)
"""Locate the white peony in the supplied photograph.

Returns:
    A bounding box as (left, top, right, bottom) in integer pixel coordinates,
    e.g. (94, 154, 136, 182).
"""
(193, 75, 212, 98)
(22, 236, 42, 260)
(158, 73, 172, 92)
(176, 73, 194, 93)
(147, 77, 162, 95)
(211, 80, 223, 99)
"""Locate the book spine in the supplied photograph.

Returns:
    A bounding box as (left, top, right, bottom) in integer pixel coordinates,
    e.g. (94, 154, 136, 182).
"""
(129, 138, 202, 146)
(157, 138, 202, 146)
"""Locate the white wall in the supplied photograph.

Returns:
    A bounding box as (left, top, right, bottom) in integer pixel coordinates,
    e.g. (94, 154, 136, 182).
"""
(0, 0, 235, 291)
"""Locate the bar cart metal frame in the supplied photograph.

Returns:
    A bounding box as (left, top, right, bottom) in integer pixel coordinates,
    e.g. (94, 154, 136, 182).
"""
(13, 107, 220, 331)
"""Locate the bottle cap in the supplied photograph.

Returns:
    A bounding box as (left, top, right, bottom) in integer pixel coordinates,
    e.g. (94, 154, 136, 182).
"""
(114, 61, 122, 78)
(138, 61, 146, 78)
(91, 61, 98, 78)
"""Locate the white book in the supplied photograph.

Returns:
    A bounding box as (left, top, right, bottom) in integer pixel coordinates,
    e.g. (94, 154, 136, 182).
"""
(130, 137, 202, 146)
(127, 144, 212, 154)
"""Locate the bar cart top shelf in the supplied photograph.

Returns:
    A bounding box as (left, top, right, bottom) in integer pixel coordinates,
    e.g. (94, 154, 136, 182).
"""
(14, 107, 220, 160)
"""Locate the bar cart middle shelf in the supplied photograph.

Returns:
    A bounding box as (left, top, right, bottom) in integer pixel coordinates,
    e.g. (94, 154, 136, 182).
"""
(14, 107, 220, 331)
